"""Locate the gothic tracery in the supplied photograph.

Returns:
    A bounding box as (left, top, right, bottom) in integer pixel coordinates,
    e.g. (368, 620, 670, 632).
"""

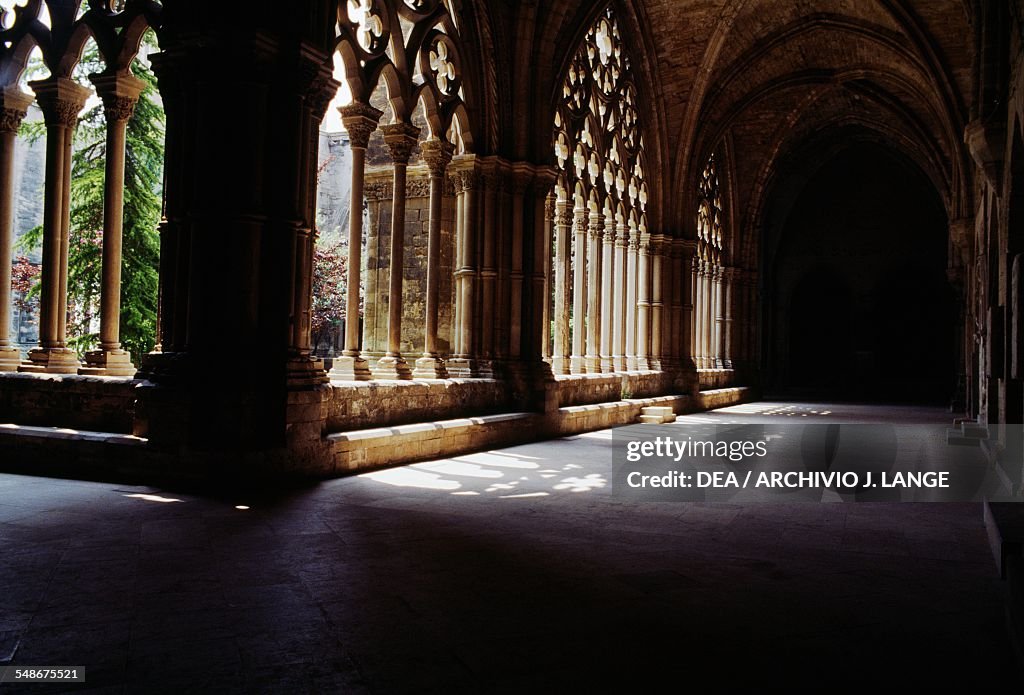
(550, 4, 653, 375)
(694, 153, 729, 371)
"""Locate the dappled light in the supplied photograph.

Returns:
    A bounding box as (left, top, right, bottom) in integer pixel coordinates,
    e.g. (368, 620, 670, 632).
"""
(357, 437, 611, 498)
(122, 493, 182, 504)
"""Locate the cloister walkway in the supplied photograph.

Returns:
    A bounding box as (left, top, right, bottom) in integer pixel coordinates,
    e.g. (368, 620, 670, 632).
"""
(0, 402, 1015, 691)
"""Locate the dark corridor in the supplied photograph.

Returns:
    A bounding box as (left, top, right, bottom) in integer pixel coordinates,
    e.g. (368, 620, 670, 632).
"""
(764, 142, 956, 404)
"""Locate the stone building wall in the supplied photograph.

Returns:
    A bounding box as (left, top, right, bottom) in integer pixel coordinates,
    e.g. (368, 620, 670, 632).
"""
(9, 104, 45, 349)
(363, 166, 455, 358)
(315, 129, 354, 247)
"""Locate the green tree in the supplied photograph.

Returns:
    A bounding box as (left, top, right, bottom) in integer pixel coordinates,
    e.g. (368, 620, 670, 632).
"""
(19, 35, 164, 361)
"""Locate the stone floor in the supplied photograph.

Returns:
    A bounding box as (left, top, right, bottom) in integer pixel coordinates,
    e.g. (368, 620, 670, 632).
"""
(0, 402, 1019, 692)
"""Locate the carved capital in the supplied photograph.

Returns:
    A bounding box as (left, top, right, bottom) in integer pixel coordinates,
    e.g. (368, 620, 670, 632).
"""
(511, 163, 534, 196)
(381, 122, 421, 165)
(478, 159, 501, 188)
(89, 73, 145, 123)
(340, 102, 383, 149)
(31, 78, 92, 128)
(450, 167, 479, 194)
(573, 209, 589, 235)
(44, 99, 84, 127)
(103, 95, 137, 122)
(0, 107, 26, 134)
(462, 168, 480, 192)
(555, 199, 574, 229)
(0, 88, 32, 134)
(639, 232, 652, 254)
(308, 76, 340, 120)
(420, 138, 455, 177)
(532, 166, 558, 196)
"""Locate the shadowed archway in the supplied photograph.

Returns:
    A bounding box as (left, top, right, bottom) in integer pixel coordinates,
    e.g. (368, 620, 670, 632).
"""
(763, 141, 954, 404)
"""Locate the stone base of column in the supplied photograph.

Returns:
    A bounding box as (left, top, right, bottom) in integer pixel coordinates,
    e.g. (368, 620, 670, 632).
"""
(0, 347, 20, 372)
(551, 356, 570, 375)
(626, 356, 638, 371)
(445, 357, 477, 378)
(412, 355, 448, 379)
(569, 356, 586, 374)
(613, 355, 627, 372)
(647, 358, 662, 372)
(374, 355, 413, 380)
(20, 347, 81, 374)
(600, 356, 613, 373)
(79, 348, 136, 377)
(585, 355, 601, 373)
(328, 354, 373, 381)
(636, 357, 650, 371)
(286, 357, 329, 388)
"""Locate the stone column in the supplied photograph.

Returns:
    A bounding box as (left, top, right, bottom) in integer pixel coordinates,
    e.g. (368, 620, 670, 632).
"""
(716, 264, 725, 368)
(600, 205, 615, 373)
(0, 89, 32, 372)
(461, 168, 480, 367)
(542, 193, 555, 361)
(80, 74, 145, 376)
(22, 78, 90, 374)
(613, 215, 627, 371)
(449, 161, 479, 376)
(704, 261, 714, 369)
(722, 267, 734, 369)
(552, 197, 572, 374)
(329, 102, 381, 381)
(375, 123, 419, 379)
(625, 221, 639, 370)
(448, 172, 464, 358)
(694, 256, 705, 370)
(650, 235, 665, 371)
(529, 171, 557, 373)
(509, 165, 532, 360)
(414, 138, 454, 378)
(570, 202, 588, 374)
(680, 241, 696, 370)
(585, 207, 604, 373)
(493, 171, 510, 361)
(712, 263, 723, 368)
(480, 163, 498, 364)
(670, 239, 685, 365)
(637, 232, 651, 370)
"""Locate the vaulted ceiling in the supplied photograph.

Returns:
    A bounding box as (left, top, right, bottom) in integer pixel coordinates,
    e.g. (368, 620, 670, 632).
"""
(490, 0, 976, 254)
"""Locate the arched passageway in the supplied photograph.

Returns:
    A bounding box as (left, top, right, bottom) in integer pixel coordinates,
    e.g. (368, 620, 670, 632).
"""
(763, 142, 955, 404)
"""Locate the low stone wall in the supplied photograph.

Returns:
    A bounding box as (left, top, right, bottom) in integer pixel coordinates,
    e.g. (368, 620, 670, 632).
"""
(552, 386, 750, 436)
(329, 412, 540, 472)
(0, 373, 138, 434)
(698, 386, 748, 410)
(552, 394, 691, 435)
(0, 371, 750, 480)
(325, 378, 511, 432)
(698, 369, 735, 391)
(0, 423, 150, 481)
(553, 371, 675, 408)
